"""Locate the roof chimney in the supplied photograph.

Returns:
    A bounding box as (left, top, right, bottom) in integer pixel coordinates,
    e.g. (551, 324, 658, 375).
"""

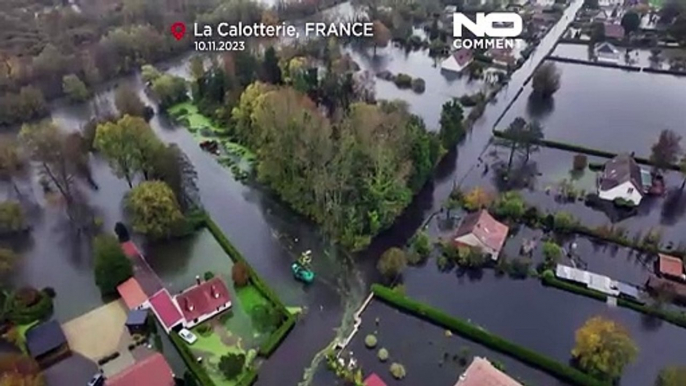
(211, 285, 219, 299)
(195, 275, 201, 285)
(185, 298, 194, 311)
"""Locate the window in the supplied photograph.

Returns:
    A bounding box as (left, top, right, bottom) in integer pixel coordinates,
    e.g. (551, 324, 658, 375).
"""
(627, 187, 634, 193)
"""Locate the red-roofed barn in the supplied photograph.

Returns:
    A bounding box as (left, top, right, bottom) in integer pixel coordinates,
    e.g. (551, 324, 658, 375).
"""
(149, 290, 184, 333)
(453, 210, 509, 261)
(174, 276, 232, 329)
(106, 352, 175, 386)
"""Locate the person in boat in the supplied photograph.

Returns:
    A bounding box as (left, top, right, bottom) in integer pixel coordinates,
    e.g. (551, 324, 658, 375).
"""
(298, 250, 312, 267)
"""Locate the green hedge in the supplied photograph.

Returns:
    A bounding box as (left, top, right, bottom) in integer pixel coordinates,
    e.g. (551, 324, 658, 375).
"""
(492, 130, 681, 171)
(236, 367, 259, 386)
(170, 333, 216, 386)
(541, 275, 607, 302)
(371, 284, 608, 386)
(259, 314, 297, 357)
(7, 291, 54, 324)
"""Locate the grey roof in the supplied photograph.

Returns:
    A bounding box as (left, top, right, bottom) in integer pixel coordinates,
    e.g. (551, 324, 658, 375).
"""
(598, 153, 643, 192)
(25, 320, 67, 358)
(614, 281, 641, 299)
(126, 309, 149, 327)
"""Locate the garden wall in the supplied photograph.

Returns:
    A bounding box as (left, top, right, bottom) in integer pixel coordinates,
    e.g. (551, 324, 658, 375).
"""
(371, 284, 608, 386)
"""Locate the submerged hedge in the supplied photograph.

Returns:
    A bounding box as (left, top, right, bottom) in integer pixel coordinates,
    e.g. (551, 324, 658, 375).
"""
(371, 284, 608, 386)
(492, 130, 681, 171)
(259, 313, 297, 357)
(170, 333, 216, 386)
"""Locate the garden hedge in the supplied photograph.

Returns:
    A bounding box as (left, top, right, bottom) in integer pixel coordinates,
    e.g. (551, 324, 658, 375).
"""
(170, 333, 216, 386)
(258, 313, 297, 357)
(547, 56, 640, 72)
(7, 290, 54, 324)
(492, 130, 681, 171)
(371, 284, 608, 386)
(542, 276, 686, 329)
(235, 367, 258, 386)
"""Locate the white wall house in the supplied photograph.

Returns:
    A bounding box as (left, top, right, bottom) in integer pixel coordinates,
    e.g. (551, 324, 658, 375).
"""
(441, 49, 473, 74)
(594, 42, 620, 63)
(597, 153, 647, 205)
(453, 210, 509, 261)
(175, 276, 233, 330)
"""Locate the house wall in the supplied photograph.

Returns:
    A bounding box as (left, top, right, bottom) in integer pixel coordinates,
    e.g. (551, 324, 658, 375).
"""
(596, 52, 619, 63)
(181, 301, 232, 329)
(598, 181, 643, 205)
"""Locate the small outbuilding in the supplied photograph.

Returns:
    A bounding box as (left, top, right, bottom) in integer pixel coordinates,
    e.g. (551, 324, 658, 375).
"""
(596, 153, 648, 206)
(25, 320, 71, 368)
(125, 309, 150, 335)
(657, 253, 685, 280)
(594, 42, 620, 63)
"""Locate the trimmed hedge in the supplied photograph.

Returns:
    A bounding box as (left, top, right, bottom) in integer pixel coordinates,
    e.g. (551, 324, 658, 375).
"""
(236, 367, 259, 386)
(547, 56, 641, 71)
(371, 284, 608, 386)
(492, 130, 681, 171)
(259, 314, 297, 357)
(542, 276, 686, 329)
(170, 333, 216, 386)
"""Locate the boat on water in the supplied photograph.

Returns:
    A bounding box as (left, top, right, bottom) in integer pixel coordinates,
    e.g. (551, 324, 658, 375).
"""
(292, 250, 315, 284)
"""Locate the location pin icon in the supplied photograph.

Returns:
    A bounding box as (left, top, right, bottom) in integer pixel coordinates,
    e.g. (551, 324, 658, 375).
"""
(171, 22, 186, 41)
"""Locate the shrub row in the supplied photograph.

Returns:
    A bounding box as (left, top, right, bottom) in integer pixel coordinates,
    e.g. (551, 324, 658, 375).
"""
(542, 276, 686, 329)
(258, 313, 297, 357)
(236, 367, 259, 386)
(492, 130, 682, 171)
(546, 56, 641, 71)
(371, 284, 608, 386)
(170, 333, 217, 386)
(7, 291, 54, 324)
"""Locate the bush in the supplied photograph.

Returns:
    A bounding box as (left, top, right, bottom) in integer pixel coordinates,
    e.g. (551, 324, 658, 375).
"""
(393, 73, 413, 89)
(365, 334, 378, 348)
(378, 348, 389, 362)
(6, 288, 54, 324)
(509, 258, 531, 279)
(390, 363, 406, 379)
(258, 314, 296, 357)
(196, 323, 213, 337)
(463, 187, 494, 211)
(0, 201, 26, 234)
(219, 352, 246, 380)
(41, 287, 56, 298)
(372, 285, 606, 386)
(411, 231, 432, 258)
(553, 212, 577, 232)
(411, 78, 426, 93)
(459, 94, 478, 107)
(232, 261, 250, 288)
(250, 304, 283, 334)
(169, 334, 216, 385)
(204, 271, 215, 281)
(492, 192, 526, 220)
(573, 154, 588, 171)
(455, 246, 486, 269)
(93, 234, 133, 296)
(377, 248, 407, 280)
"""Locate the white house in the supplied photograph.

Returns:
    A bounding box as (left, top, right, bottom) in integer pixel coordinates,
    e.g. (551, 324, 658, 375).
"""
(174, 276, 232, 329)
(441, 49, 474, 74)
(594, 42, 620, 63)
(597, 153, 650, 205)
(453, 210, 509, 261)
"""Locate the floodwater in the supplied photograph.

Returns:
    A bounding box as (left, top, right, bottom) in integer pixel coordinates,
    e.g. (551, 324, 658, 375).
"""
(17, 0, 686, 384)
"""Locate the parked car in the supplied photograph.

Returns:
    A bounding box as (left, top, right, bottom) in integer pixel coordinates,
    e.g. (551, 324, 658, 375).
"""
(178, 328, 197, 344)
(87, 373, 105, 386)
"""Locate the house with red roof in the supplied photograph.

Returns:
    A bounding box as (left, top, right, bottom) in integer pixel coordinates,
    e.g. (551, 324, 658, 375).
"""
(453, 210, 509, 261)
(441, 49, 473, 74)
(117, 278, 150, 310)
(364, 373, 387, 386)
(174, 276, 232, 329)
(149, 290, 184, 333)
(106, 352, 175, 386)
(454, 357, 522, 386)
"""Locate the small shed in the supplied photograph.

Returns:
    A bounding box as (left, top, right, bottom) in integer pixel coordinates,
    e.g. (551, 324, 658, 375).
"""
(125, 309, 150, 335)
(658, 254, 684, 280)
(25, 320, 71, 368)
(613, 281, 643, 303)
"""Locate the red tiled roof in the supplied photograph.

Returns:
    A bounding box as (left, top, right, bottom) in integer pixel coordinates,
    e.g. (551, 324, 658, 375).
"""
(364, 373, 387, 386)
(175, 277, 231, 323)
(121, 241, 140, 258)
(452, 49, 473, 66)
(454, 210, 509, 254)
(106, 352, 174, 386)
(117, 278, 148, 310)
(149, 290, 183, 330)
(454, 357, 522, 386)
(659, 254, 684, 277)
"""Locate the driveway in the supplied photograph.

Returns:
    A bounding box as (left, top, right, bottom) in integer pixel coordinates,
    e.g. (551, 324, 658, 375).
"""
(44, 353, 98, 386)
(62, 301, 133, 361)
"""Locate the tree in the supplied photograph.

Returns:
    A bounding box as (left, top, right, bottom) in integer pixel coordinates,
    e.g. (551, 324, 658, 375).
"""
(463, 187, 495, 211)
(0, 138, 26, 197)
(231, 261, 250, 287)
(377, 247, 407, 280)
(531, 63, 561, 99)
(126, 181, 184, 239)
(572, 316, 638, 381)
(621, 11, 641, 35)
(62, 74, 90, 103)
(0, 202, 25, 235)
(583, 0, 599, 8)
(95, 115, 163, 187)
(250, 304, 282, 333)
(141, 65, 162, 83)
(657, 366, 686, 386)
(16, 86, 47, 121)
(151, 74, 187, 108)
(590, 22, 606, 44)
(0, 248, 17, 274)
(439, 99, 465, 149)
(218, 353, 246, 380)
(502, 117, 544, 169)
(183, 371, 199, 386)
(148, 144, 200, 211)
(114, 84, 149, 119)
(651, 130, 682, 173)
(0, 354, 44, 386)
(93, 234, 133, 296)
(372, 20, 392, 54)
(189, 56, 205, 81)
(20, 122, 90, 225)
(261, 46, 283, 85)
